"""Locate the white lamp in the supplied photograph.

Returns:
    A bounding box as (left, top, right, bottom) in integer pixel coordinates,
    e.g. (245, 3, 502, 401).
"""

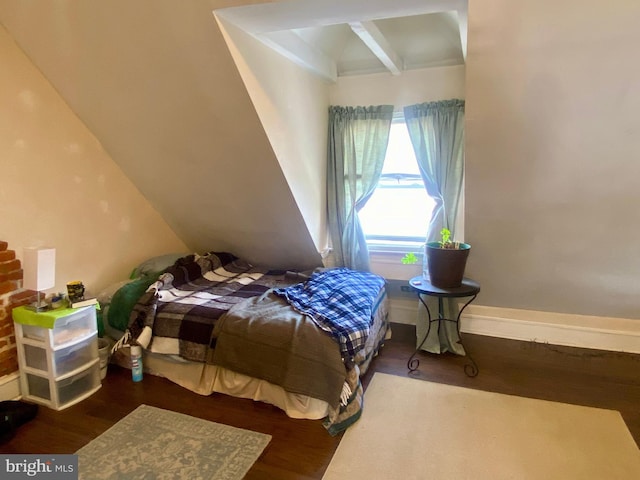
(23, 247, 56, 311)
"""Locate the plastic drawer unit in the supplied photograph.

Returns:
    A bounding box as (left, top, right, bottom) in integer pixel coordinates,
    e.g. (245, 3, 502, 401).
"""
(13, 305, 101, 410)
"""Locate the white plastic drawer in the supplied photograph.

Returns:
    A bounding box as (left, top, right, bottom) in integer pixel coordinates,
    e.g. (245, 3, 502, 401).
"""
(21, 307, 97, 346)
(26, 374, 51, 401)
(26, 363, 101, 406)
(23, 334, 98, 377)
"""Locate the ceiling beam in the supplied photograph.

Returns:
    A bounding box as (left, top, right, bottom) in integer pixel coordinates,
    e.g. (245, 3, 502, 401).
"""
(348, 21, 403, 75)
(258, 30, 337, 82)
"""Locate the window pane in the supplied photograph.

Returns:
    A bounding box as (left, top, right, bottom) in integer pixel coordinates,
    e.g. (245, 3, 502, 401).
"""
(382, 122, 420, 175)
(359, 186, 434, 240)
(359, 118, 434, 243)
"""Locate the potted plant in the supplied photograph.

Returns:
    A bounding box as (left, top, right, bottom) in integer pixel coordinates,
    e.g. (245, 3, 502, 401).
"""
(425, 228, 470, 288)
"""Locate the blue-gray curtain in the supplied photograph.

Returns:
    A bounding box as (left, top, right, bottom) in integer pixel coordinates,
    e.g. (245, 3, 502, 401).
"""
(404, 99, 465, 242)
(326, 105, 394, 271)
(404, 99, 466, 354)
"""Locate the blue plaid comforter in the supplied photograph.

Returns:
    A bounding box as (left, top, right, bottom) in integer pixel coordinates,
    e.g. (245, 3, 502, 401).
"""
(274, 268, 386, 360)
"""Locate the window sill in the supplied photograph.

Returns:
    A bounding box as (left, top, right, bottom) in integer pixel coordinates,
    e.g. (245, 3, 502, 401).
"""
(369, 250, 422, 281)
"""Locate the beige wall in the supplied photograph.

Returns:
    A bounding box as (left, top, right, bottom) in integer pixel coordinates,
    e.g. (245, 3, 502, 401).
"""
(465, 0, 640, 319)
(0, 25, 188, 296)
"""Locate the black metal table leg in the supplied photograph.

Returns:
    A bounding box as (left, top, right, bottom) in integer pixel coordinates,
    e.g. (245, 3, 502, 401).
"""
(406, 277, 481, 377)
(456, 293, 479, 378)
(407, 294, 433, 372)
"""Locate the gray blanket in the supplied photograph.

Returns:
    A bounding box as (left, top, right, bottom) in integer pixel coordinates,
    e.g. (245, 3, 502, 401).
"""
(212, 291, 346, 408)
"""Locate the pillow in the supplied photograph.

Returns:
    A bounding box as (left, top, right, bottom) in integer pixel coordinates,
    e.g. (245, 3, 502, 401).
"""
(107, 273, 161, 332)
(129, 253, 188, 279)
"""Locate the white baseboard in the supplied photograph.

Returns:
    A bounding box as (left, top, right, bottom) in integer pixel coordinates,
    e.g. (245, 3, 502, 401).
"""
(387, 297, 419, 325)
(388, 299, 640, 354)
(0, 372, 21, 401)
(462, 305, 640, 354)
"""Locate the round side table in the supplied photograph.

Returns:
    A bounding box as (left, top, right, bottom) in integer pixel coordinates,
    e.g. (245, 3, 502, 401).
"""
(407, 276, 480, 377)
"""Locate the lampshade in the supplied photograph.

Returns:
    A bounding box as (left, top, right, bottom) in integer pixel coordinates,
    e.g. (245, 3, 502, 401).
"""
(23, 247, 56, 292)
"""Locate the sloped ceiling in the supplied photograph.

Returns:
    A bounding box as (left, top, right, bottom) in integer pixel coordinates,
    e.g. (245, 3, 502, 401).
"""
(0, 0, 322, 270)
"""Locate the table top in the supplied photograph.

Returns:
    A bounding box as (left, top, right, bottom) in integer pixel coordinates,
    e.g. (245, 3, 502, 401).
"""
(409, 276, 480, 297)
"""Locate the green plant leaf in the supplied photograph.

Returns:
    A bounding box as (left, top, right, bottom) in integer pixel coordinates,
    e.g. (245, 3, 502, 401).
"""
(440, 228, 451, 246)
(401, 252, 418, 265)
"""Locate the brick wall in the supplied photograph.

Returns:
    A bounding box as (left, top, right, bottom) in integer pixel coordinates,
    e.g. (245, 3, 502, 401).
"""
(0, 240, 38, 377)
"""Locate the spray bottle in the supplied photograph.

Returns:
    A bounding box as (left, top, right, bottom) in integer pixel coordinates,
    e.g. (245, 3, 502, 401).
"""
(130, 342, 143, 382)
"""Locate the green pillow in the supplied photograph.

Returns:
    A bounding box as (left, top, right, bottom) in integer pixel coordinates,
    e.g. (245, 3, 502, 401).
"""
(107, 273, 160, 332)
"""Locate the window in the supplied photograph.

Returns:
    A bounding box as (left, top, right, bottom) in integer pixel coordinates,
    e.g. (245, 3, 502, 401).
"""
(358, 114, 434, 251)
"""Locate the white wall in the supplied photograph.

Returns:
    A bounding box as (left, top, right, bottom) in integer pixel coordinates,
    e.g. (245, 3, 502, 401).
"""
(216, 16, 330, 253)
(329, 65, 465, 111)
(465, 0, 640, 320)
(0, 25, 188, 295)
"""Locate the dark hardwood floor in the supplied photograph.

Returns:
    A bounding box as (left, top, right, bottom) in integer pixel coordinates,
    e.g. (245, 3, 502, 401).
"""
(2, 323, 639, 479)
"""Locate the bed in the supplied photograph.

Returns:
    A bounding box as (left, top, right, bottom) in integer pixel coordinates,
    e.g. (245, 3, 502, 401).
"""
(102, 252, 390, 435)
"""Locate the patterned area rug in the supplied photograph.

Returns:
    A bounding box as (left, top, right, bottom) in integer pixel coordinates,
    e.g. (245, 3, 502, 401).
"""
(323, 373, 640, 479)
(76, 405, 271, 479)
